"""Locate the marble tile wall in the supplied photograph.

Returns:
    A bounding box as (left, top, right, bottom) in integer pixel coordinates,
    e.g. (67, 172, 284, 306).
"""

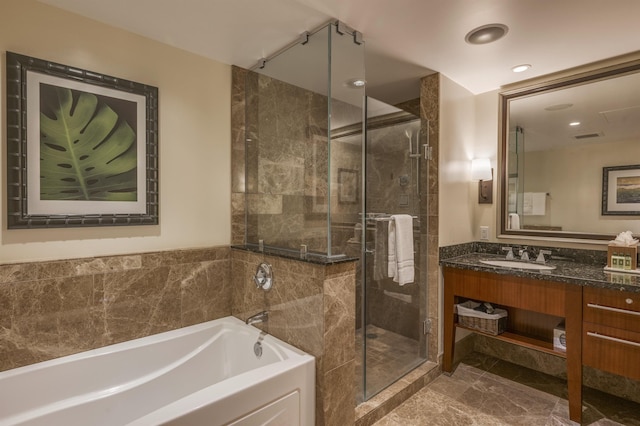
(420, 73, 441, 364)
(243, 69, 331, 253)
(0, 247, 231, 373)
(474, 333, 640, 405)
(231, 66, 443, 422)
(231, 248, 356, 426)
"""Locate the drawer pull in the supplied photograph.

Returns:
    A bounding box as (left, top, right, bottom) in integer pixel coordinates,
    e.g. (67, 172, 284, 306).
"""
(587, 331, 640, 348)
(586, 303, 640, 316)
(627, 298, 634, 305)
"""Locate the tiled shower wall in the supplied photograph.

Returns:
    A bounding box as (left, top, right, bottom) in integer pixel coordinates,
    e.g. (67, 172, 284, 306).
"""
(0, 247, 230, 372)
(238, 67, 363, 255)
(231, 248, 357, 426)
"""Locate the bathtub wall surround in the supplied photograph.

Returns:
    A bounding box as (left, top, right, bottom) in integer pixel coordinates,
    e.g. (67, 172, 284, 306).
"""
(231, 248, 356, 426)
(0, 246, 231, 373)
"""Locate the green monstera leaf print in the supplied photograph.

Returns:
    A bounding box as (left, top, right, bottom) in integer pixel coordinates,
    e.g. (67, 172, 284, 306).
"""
(39, 83, 138, 201)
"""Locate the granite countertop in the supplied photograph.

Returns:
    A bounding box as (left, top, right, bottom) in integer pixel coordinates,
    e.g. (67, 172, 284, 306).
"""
(231, 244, 359, 265)
(440, 252, 640, 293)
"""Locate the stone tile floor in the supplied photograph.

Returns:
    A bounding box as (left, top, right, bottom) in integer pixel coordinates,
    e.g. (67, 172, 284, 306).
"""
(374, 352, 640, 425)
(355, 325, 425, 403)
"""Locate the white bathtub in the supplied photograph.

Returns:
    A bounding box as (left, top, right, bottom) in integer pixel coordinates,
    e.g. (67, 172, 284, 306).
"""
(0, 316, 315, 425)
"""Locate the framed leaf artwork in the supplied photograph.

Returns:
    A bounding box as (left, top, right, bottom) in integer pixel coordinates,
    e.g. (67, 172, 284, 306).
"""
(6, 52, 159, 228)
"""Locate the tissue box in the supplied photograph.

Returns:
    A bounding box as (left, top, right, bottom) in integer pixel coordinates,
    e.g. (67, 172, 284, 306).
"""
(553, 322, 566, 353)
(607, 244, 637, 270)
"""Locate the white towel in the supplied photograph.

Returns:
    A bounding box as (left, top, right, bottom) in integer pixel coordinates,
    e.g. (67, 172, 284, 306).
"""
(373, 220, 388, 281)
(388, 214, 414, 285)
(523, 192, 546, 216)
(509, 213, 520, 230)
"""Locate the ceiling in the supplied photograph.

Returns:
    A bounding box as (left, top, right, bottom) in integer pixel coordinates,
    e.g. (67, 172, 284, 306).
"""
(509, 70, 640, 152)
(39, 0, 640, 103)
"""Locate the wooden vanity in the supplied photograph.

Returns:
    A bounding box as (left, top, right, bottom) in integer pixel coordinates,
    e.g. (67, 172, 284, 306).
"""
(582, 286, 640, 381)
(442, 264, 640, 424)
(442, 267, 583, 421)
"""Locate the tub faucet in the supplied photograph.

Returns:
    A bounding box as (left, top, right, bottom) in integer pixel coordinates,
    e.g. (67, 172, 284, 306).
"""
(246, 311, 269, 326)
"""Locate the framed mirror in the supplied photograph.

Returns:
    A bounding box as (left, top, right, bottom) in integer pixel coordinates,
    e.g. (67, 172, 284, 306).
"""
(499, 56, 640, 241)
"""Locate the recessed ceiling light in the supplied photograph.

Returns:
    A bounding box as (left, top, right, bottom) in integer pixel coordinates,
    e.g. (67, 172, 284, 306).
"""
(465, 24, 509, 45)
(545, 103, 573, 111)
(345, 78, 366, 88)
(512, 64, 531, 73)
(569, 121, 581, 126)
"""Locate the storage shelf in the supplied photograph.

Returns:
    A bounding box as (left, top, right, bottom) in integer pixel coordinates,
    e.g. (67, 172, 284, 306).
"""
(455, 324, 566, 358)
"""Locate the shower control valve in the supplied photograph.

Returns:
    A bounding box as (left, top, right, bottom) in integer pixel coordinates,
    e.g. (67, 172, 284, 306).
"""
(253, 262, 273, 291)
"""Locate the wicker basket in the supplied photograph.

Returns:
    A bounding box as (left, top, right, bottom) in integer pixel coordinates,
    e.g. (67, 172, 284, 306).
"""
(456, 300, 508, 335)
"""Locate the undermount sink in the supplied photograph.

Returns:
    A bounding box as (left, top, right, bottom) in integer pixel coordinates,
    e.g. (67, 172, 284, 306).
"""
(479, 260, 557, 270)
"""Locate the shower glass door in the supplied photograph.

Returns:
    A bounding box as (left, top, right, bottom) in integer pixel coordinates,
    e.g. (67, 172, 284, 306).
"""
(356, 97, 428, 402)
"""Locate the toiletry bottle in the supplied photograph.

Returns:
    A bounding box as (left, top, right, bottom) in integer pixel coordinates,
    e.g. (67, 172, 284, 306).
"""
(612, 252, 618, 268)
(625, 254, 632, 270)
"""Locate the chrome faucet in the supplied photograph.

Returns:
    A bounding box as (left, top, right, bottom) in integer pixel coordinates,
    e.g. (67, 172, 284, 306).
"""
(246, 310, 269, 326)
(519, 247, 530, 261)
(536, 249, 552, 264)
(502, 247, 515, 260)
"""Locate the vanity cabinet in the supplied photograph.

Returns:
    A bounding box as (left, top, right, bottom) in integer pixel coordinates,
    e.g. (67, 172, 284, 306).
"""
(583, 287, 640, 381)
(442, 267, 583, 423)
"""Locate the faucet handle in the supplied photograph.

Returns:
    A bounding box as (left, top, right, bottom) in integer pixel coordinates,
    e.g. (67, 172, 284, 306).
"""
(502, 247, 514, 260)
(536, 249, 552, 263)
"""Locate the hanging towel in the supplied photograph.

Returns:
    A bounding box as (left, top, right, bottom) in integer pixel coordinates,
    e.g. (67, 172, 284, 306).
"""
(523, 192, 546, 216)
(388, 214, 414, 285)
(373, 219, 388, 281)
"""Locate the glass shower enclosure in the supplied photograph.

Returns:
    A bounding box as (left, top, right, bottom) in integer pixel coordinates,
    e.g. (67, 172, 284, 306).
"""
(243, 21, 428, 404)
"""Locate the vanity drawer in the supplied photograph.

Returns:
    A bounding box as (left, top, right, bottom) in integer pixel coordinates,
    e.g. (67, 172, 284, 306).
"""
(582, 322, 640, 381)
(583, 287, 640, 333)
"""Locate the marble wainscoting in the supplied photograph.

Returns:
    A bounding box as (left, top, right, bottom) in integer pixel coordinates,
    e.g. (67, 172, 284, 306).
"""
(0, 247, 231, 373)
(231, 248, 356, 426)
(474, 334, 640, 405)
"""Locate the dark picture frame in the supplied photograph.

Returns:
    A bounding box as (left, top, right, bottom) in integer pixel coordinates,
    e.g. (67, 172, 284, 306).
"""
(6, 52, 159, 228)
(602, 164, 640, 216)
(338, 168, 359, 204)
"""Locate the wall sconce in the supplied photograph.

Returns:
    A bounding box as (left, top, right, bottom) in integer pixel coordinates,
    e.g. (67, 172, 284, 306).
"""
(471, 158, 493, 204)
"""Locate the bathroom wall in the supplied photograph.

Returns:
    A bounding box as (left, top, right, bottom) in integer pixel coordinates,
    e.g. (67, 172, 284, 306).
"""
(231, 249, 356, 426)
(438, 75, 478, 247)
(242, 69, 364, 255)
(524, 138, 640, 234)
(244, 70, 331, 252)
(0, 0, 231, 263)
(0, 247, 231, 372)
(437, 75, 481, 348)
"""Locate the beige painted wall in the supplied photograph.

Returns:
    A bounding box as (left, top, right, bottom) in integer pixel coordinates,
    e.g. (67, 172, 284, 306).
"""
(524, 139, 640, 235)
(1, 0, 231, 263)
(438, 74, 477, 246)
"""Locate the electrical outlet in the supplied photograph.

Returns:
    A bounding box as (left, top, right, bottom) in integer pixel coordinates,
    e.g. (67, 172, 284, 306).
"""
(480, 226, 489, 240)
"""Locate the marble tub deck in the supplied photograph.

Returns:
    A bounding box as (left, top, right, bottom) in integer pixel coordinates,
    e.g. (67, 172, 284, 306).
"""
(374, 352, 640, 426)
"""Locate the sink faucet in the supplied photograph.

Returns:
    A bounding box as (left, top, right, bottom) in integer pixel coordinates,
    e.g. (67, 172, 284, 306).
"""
(536, 249, 552, 264)
(246, 310, 269, 326)
(502, 247, 515, 260)
(519, 247, 530, 261)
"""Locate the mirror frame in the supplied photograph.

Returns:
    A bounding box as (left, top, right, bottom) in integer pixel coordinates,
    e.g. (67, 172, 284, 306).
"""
(499, 56, 640, 241)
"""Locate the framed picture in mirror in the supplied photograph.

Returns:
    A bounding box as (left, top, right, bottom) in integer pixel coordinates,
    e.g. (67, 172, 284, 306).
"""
(602, 164, 640, 215)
